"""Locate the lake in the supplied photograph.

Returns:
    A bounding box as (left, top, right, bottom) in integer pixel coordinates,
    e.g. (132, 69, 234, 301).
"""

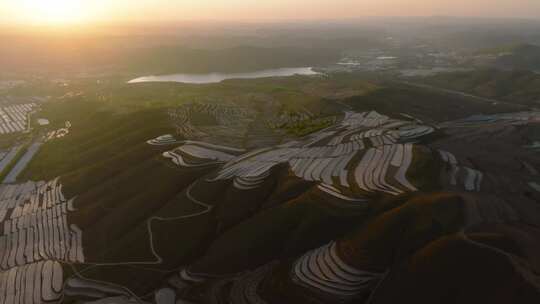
(128, 67, 319, 84)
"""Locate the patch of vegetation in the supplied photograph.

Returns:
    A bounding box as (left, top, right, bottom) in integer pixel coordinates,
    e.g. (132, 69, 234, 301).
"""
(420, 69, 540, 105)
(344, 82, 524, 123)
(407, 146, 443, 192)
(282, 116, 336, 137)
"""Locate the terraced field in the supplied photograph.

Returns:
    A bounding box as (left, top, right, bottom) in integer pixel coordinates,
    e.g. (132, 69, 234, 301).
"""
(164, 111, 475, 202)
(0, 103, 37, 135)
(169, 103, 257, 146)
(0, 178, 84, 304)
(2, 79, 538, 304)
(291, 241, 382, 298)
(155, 110, 538, 304)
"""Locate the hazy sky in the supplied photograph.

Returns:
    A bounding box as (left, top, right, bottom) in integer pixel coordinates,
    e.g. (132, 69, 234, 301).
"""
(1, 0, 540, 26)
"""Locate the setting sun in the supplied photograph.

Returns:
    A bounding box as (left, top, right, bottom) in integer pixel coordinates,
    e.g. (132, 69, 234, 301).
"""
(17, 0, 89, 25)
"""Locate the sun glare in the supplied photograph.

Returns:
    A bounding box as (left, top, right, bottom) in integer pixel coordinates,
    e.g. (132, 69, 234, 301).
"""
(19, 0, 88, 25)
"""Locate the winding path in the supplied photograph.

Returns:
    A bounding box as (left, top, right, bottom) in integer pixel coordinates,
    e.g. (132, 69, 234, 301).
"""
(60, 181, 214, 303)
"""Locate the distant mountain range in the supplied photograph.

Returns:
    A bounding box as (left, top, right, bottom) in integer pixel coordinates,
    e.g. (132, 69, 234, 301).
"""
(123, 46, 339, 74)
(0, 42, 340, 75)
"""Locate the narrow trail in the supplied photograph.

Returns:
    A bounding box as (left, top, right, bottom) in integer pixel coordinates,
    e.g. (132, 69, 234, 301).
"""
(333, 99, 353, 110)
(60, 180, 214, 303)
(82, 181, 212, 267)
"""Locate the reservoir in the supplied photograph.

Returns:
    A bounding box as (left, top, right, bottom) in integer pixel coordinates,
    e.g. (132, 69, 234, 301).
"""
(128, 67, 319, 84)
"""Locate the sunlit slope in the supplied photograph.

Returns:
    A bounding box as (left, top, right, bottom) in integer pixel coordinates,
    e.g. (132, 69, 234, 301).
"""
(19, 74, 378, 183)
(20, 107, 174, 184)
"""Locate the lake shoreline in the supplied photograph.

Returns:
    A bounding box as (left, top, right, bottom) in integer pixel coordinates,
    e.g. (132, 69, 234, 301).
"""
(128, 67, 320, 84)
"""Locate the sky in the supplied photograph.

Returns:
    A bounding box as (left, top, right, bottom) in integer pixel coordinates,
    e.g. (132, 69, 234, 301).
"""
(1, 0, 540, 26)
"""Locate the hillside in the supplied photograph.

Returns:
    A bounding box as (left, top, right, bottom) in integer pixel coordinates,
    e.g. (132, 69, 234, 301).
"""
(494, 44, 540, 71)
(343, 81, 524, 122)
(1, 77, 539, 304)
(418, 69, 540, 106)
(50, 107, 538, 304)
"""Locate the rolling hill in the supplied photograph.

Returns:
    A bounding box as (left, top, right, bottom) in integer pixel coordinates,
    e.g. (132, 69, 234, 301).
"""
(418, 69, 540, 106)
(1, 77, 539, 304)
